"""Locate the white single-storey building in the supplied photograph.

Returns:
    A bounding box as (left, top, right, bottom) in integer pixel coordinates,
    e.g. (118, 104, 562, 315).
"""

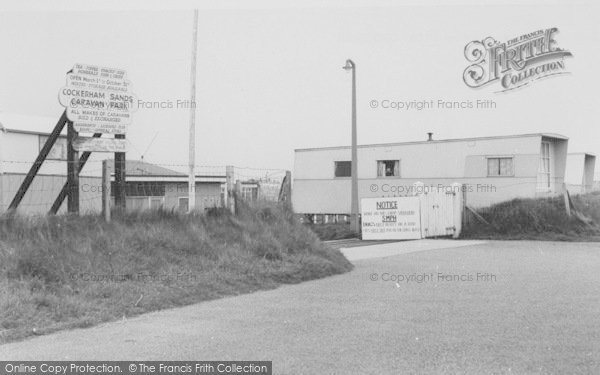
(564, 153, 596, 194)
(108, 159, 226, 213)
(0, 112, 105, 214)
(293, 133, 569, 214)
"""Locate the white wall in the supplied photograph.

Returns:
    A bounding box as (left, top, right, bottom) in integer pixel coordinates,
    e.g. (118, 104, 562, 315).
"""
(293, 135, 571, 213)
(546, 137, 568, 195)
(584, 155, 596, 192)
(565, 154, 585, 186)
(2, 131, 104, 177)
(0, 129, 4, 210)
(295, 136, 542, 180)
(565, 153, 596, 194)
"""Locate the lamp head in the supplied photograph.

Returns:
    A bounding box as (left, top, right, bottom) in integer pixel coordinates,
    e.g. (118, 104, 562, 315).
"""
(342, 59, 355, 71)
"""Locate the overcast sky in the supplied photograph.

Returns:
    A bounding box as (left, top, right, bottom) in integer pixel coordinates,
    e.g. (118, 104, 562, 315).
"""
(1, 0, 598, 177)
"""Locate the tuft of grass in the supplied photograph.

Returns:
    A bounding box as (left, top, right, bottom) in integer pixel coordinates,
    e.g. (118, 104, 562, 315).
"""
(0, 202, 352, 343)
(461, 192, 600, 241)
(305, 223, 359, 241)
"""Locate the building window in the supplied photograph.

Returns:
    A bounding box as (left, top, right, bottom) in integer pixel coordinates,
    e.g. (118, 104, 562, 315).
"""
(242, 186, 258, 202)
(334, 161, 352, 177)
(39, 135, 67, 160)
(124, 196, 164, 211)
(537, 142, 551, 191)
(178, 197, 189, 213)
(125, 196, 149, 211)
(487, 157, 514, 176)
(377, 160, 400, 177)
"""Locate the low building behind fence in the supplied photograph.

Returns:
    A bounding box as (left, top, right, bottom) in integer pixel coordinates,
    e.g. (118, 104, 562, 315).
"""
(0, 113, 288, 215)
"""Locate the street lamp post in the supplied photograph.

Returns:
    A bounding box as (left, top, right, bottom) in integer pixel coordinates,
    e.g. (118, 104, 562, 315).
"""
(343, 59, 360, 233)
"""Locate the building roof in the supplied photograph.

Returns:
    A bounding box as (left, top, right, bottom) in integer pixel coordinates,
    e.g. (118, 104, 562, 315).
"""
(0, 112, 66, 136)
(107, 159, 226, 182)
(121, 159, 186, 177)
(568, 152, 596, 157)
(295, 133, 569, 152)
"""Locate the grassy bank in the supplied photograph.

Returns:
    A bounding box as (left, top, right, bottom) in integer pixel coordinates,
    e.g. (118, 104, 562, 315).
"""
(461, 192, 600, 241)
(0, 203, 352, 343)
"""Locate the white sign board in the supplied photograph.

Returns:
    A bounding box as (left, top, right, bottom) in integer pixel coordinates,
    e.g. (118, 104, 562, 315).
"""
(72, 137, 129, 153)
(58, 63, 137, 134)
(361, 197, 422, 240)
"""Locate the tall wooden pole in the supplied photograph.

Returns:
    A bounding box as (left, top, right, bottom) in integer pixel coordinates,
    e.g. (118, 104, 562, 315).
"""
(188, 9, 199, 213)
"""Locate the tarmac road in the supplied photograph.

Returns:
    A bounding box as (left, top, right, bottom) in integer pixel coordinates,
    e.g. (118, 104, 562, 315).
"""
(1, 239, 599, 374)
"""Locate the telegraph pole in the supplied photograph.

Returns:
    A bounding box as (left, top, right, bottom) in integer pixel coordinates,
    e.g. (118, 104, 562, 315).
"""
(188, 9, 198, 212)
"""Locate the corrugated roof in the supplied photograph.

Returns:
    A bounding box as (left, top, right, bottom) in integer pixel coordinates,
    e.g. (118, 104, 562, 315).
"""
(106, 159, 226, 179)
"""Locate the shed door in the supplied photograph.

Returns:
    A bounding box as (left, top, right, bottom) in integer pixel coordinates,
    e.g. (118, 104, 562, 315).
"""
(418, 187, 460, 238)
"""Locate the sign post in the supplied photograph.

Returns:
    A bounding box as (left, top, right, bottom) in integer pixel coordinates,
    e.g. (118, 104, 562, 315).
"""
(10, 64, 136, 216)
(66, 121, 80, 213)
(102, 160, 111, 222)
(58, 63, 137, 215)
(114, 134, 126, 212)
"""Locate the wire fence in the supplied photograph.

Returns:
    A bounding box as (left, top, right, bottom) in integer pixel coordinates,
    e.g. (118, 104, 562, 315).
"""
(0, 159, 288, 215)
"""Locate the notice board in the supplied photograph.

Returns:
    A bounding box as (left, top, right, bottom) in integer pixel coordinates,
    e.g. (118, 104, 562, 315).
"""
(361, 197, 422, 240)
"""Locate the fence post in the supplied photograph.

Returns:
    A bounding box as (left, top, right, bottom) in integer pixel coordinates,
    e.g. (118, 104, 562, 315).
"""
(452, 183, 463, 238)
(102, 160, 111, 222)
(226, 165, 235, 214)
(461, 183, 468, 227)
(279, 170, 292, 207)
(563, 183, 571, 217)
(235, 179, 242, 214)
(413, 181, 425, 238)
